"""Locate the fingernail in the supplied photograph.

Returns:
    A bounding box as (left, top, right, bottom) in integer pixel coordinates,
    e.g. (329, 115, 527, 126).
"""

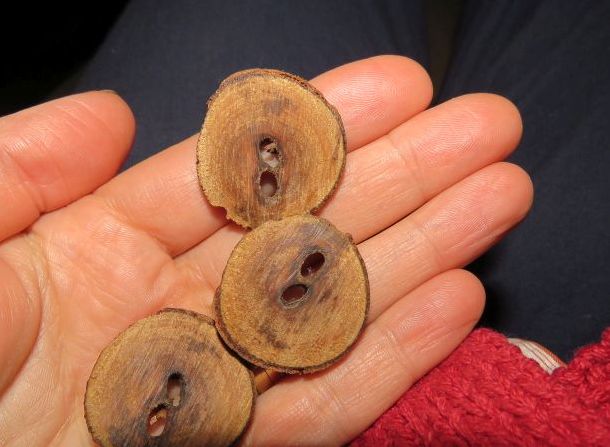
(99, 89, 119, 96)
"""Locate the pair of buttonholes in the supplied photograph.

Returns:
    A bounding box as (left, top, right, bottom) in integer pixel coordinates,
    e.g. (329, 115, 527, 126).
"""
(280, 252, 325, 308)
(147, 373, 184, 437)
(259, 137, 279, 198)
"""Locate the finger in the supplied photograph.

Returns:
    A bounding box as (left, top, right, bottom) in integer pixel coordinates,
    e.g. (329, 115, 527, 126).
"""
(95, 55, 433, 255)
(320, 93, 522, 241)
(242, 269, 485, 446)
(311, 55, 433, 149)
(174, 92, 522, 271)
(0, 91, 134, 241)
(173, 162, 532, 317)
(362, 161, 532, 321)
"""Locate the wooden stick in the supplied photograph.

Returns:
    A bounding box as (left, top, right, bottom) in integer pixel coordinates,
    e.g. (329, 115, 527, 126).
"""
(253, 368, 283, 394)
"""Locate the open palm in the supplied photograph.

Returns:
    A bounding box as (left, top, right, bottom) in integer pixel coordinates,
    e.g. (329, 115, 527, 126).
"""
(0, 56, 531, 446)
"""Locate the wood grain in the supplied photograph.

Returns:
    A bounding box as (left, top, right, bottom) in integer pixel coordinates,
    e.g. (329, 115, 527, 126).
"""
(196, 69, 346, 229)
(85, 309, 255, 447)
(215, 215, 370, 373)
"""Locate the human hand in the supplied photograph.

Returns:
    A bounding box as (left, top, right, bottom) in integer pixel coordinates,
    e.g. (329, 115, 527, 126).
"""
(0, 56, 531, 446)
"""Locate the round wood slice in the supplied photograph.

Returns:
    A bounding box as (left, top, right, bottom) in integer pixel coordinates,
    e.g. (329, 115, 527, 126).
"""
(85, 308, 255, 447)
(197, 69, 346, 228)
(215, 215, 369, 373)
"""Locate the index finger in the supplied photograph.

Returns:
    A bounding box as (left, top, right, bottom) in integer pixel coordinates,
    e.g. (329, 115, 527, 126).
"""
(0, 92, 134, 242)
(94, 55, 433, 256)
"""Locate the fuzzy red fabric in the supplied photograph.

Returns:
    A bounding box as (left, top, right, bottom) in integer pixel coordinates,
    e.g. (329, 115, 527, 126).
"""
(352, 328, 610, 446)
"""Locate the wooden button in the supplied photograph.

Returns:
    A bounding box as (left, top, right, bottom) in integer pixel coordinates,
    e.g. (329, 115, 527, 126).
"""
(197, 69, 346, 229)
(215, 215, 369, 373)
(85, 309, 255, 447)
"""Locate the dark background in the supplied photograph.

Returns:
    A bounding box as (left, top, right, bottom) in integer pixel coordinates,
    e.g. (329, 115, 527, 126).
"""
(0, 1, 462, 116)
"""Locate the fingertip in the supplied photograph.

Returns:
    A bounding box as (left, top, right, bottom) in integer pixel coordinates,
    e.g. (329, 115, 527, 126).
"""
(485, 93, 523, 133)
(479, 93, 523, 147)
(408, 269, 485, 331)
(363, 54, 434, 108)
(27, 91, 136, 195)
(449, 93, 523, 159)
(443, 268, 486, 323)
(0, 91, 137, 240)
(43, 90, 135, 178)
(72, 90, 136, 159)
(484, 161, 534, 221)
(311, 55, 433, 149)
(381, 269, 486, 385)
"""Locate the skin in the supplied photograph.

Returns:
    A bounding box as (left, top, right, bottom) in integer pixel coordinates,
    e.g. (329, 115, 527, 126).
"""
(0, 55, 532, 446)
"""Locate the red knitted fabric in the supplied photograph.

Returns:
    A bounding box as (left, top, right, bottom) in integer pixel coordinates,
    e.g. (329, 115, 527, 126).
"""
(352, 328, 610, 446)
